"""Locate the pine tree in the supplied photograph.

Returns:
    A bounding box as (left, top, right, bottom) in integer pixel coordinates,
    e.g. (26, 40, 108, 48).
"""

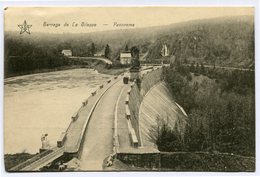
(91, 43, 96, 57)
(200, 63, 205, 74)
(125, 44, 129, 52)
(190, 63, 195, 72)
(105, 44, 110, 59)
(196, 63, 200, 73)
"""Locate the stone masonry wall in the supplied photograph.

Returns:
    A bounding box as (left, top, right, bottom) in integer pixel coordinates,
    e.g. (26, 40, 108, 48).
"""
(116, 152, 255, 171)
(117, 152, 161, 169)
(128, 68, 163, 145)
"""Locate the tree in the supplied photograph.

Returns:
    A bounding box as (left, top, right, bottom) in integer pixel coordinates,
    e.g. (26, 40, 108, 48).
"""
(184, 57, 188, 64)
(125, 44, 129, 52)
(105, 44, 111, 59)
(130, 46, 140, 68)
(200, 63, 205, 74)
(152, 116, 183, 152)
(190, 62, 195, 72)
(196, 63, 200, 72)
(195, 63, 200, 75)
(91, 43, 96, 57)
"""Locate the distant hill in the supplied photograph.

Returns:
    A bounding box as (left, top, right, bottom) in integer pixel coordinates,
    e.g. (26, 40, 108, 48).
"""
(5, 15, 254, 75)
(88, 15, 254, 68)
(145, 16, 254, 68)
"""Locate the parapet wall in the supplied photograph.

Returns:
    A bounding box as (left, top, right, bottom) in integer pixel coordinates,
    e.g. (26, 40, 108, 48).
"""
(128, 67, 163, 145)
(116, 151, 255, 171)
(117, 152, 161, 169)
(62, 75, 122, 157)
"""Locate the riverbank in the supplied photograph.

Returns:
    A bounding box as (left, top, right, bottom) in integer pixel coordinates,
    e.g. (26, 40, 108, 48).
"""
(4, 65, 90, 79)
(5, 153, 36, 171)
(93, 62, 128, 75)
(5, 62, 127, 79)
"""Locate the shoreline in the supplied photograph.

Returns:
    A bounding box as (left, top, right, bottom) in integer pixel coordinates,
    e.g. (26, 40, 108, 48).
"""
(4, 63, 127, 79)
(4, 62, 127, 156)
(4, 65, 89, 79)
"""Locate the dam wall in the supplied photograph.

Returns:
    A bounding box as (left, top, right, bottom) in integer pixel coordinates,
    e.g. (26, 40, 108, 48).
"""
(128, 67, 163, 146)
(139, 82, 188, 148)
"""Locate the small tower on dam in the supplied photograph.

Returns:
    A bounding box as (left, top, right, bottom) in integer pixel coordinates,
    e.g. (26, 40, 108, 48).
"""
(129, 46, 141, 82)
(39, 133, 51, 153)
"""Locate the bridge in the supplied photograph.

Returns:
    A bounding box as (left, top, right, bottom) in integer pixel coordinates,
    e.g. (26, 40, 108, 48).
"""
(68, 56, 113, 65)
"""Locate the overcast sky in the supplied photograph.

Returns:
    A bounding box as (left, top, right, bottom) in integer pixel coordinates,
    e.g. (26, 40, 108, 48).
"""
(4, 7, 254, 34)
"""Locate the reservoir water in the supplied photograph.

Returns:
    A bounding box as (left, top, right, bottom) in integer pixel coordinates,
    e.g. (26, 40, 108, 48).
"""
(4, 69, 110, 154)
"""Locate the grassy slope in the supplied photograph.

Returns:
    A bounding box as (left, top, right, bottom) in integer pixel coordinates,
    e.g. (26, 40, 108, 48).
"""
(104, 152, 255, 172)
(160, 152, 255, 172)
(4, 153, 35, 171)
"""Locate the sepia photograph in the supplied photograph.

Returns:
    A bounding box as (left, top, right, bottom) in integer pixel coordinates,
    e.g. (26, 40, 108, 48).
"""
(3, 6, 255, 172)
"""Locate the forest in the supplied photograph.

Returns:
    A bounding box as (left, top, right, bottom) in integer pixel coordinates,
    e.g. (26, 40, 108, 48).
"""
(146, 16, 254, 68)
(4, 15, 254, 77)
(156, 62, 255, 157)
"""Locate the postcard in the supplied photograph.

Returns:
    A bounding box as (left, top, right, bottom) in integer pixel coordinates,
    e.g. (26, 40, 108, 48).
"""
(4, 7, 255, 172)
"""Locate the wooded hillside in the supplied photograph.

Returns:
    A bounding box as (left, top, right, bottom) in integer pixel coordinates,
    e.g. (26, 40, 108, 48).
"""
(4, 15, 254, 77)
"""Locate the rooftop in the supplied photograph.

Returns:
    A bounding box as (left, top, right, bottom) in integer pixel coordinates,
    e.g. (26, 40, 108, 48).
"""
(62, 50, 72, 52)
(120, 53, 131, 58)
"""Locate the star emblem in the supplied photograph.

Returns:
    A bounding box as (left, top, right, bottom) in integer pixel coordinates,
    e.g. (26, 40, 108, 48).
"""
(18, 20, 32, 34)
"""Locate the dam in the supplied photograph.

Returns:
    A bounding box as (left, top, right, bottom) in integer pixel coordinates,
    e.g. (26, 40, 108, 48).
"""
(9, 65, 187, 171)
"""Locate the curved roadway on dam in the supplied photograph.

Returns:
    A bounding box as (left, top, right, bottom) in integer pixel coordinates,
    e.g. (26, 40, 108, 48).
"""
(79, 76, 127, 171)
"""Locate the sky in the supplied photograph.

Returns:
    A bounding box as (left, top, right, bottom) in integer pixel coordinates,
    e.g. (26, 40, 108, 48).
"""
(4, 7, 254, 34)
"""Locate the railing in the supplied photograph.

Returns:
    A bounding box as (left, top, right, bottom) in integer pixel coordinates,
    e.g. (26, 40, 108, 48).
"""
(125, 98, 138, 148)
(127, 67, 163, 146)
(116, 67, 164, 148)
(11, 72, 123, 171)
(9, 149, 54, 171)
(65, 73, 123, 155)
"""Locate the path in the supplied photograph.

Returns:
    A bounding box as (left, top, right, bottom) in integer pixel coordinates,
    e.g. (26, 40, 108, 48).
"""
(79, 79, 126, 170)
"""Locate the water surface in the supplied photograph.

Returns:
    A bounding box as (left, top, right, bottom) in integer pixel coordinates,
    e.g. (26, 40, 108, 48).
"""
(4, 69, 110, 154)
